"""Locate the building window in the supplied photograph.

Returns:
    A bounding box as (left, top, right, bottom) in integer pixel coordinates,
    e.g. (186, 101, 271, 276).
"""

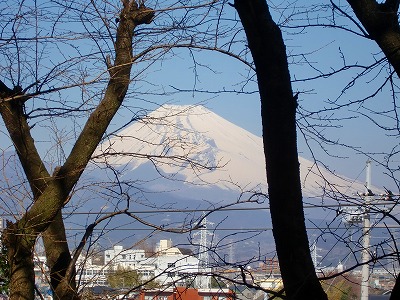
(167, 263, 175, 268)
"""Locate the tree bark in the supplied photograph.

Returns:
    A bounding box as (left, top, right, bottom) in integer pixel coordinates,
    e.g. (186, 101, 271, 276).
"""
(42, 213, 78, 300)
(0, 1, 154, 299)
(347, 0, 400, 77)
(2, 221, 35, 300)
(0, 88, 77, 300)
(346, 2, 400, 299)
(234, 1, 327, 299)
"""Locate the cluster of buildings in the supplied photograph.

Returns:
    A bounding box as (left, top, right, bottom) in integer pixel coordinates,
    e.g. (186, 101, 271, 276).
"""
(32, 235, 395, 299)
(76, 239, 200, 288)
(71, 237, 286, 299)
(28, 237, 400, 299)
(34, 239, 236, 299)
(135, 286, 235, 300)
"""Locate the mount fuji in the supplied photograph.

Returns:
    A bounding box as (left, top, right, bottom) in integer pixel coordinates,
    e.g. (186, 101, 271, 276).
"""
(87, 104, 379, 261)
(93, 104, 366, 206)
(0, 105, 381, 262)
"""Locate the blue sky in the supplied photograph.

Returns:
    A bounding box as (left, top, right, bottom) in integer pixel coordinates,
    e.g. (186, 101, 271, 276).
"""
(0, 0, 398, 193)
(131, 5, 398, 192)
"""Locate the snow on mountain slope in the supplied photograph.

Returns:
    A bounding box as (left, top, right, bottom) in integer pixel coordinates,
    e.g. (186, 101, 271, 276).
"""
(94, 104, 366, 198)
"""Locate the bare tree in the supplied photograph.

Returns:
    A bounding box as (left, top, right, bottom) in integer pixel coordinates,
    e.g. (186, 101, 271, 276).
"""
(229, 0, 400, 298)
(2, 0, 400, 299)
(232, 0, 328, 299)
(0, 1, 259, 298)
(0, 1, 157, 298)
(344, 2, 400, 299)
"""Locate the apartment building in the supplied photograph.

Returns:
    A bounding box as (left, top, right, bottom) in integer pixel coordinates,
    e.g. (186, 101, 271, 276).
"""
(78, 239, 199, 288)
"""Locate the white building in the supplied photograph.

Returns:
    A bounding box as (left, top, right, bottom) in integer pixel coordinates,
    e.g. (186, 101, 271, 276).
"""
(76, 254, 109, 287)
(72, 239, 200, 288)
(104, 245, 146, 269)
(155, 239, 182, 256)
(103, 240, 200, 287)
(148, 250, 199, 286)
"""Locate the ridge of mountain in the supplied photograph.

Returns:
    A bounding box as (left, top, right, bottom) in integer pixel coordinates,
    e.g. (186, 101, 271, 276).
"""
(94, 104, 366, 200)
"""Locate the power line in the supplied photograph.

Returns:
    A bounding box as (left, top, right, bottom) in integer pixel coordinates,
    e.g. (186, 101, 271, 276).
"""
(63, 225, 400, 232)
(0, 200, 395, 217)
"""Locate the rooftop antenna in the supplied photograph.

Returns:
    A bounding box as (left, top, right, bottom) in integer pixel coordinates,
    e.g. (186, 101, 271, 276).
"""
(311, 240, 322, 269)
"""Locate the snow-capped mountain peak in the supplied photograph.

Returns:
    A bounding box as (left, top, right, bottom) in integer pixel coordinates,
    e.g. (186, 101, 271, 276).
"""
(94, 104, 365, 198)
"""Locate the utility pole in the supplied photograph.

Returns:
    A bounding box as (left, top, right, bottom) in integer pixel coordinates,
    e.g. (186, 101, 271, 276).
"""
(342, 160, 397, 299)
(228, 240, 235, 264)
(195, 215, 214, 289)
(361, 159, 372, 300)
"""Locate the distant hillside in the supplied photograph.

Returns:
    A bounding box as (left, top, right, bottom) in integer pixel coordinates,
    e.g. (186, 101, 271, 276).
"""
(0, 104, 380, 265)
(93, 104, 367, 201)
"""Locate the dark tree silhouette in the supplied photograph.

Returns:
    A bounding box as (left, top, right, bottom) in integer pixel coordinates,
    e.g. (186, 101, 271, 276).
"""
(0, 1, 155, 299)
(346, 2, 400, 299)
(233, 0, 328, 299)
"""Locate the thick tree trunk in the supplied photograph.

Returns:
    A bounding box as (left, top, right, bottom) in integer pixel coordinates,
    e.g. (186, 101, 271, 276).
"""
(0, 2, 155, 299)
(347, 0, 400, 77)
(3, 222, 36, 300)
(346, 2, 400, 299)
(42, 212, 78, 300)
(234, 1, 327, 299)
